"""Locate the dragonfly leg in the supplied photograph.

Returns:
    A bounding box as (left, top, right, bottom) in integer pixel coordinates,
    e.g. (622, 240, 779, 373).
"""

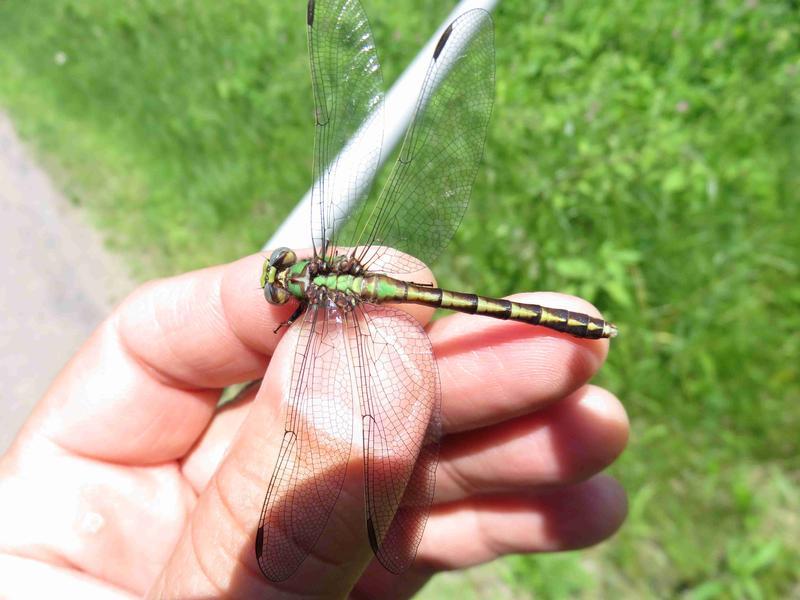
(273, 302, 306, 334)
(342, 291, 359, 312)
(332, 254, 364, 275)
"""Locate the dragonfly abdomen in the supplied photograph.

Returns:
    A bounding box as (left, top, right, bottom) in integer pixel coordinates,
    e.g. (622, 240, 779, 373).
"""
(366, 275, 617, 340)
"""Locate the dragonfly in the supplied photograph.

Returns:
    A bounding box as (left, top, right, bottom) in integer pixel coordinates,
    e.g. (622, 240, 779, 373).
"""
(255, 0, 617, 582)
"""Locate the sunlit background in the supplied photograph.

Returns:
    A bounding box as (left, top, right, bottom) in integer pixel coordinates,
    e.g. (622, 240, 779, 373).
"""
(1, 0, 798, 597)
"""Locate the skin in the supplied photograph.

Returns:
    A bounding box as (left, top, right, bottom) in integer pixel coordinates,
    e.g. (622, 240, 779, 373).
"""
(0, 252, 629, 598)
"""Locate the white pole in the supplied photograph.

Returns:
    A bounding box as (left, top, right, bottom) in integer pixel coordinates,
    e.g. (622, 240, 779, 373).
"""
(264, 0, 499, 251)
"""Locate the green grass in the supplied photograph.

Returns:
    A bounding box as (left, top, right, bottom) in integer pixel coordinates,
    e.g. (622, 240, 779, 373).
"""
(2, 0, 799, 597)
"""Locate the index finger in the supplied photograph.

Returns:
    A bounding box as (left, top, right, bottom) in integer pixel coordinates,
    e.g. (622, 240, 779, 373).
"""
(16, 255, 280, 464)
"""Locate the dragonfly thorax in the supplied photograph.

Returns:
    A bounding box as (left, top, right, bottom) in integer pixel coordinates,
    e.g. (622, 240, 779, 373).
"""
(262, 249, 368, 308)
(304, 253, 370, 311)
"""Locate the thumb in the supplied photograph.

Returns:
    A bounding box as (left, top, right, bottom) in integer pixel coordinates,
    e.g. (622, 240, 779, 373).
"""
(147, 321, 374, 598)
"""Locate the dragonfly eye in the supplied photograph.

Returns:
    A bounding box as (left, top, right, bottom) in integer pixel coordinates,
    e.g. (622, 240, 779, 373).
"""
(269, 247, 297, 269)
(264, 283, 291, 305)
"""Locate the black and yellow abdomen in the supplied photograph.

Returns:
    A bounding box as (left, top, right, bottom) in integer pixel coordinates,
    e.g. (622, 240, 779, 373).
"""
(303, 268, 616, 340)
(357, 274, 617, 340)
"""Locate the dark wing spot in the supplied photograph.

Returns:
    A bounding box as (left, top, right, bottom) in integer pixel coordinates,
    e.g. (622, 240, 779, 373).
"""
(255, 525, 264, 559)
(307, 0, 315, 26)
(433, 23, 453, 60)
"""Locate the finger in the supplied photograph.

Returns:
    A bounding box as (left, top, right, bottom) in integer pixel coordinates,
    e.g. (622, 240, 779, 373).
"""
(150, 333, 354, 597)
(434, 386, 628, 502)
(419, 475, 627, 567)
(351, 475, 627, 599)
(21, 252, 435, 464)
(21, 254, 279, 464)
(152, 307, 434, 597)
(429, 292, 610, 433)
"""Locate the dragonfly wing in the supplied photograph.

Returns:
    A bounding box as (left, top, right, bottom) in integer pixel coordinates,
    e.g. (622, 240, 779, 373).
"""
(307, 0, 385, 260)
(256, 304, 354, 582)
(349, 304, 441, 573)
(352, 9, 495, 274)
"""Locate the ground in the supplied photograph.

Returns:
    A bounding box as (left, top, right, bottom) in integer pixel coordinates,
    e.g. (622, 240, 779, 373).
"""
(0, 111, 133, 451)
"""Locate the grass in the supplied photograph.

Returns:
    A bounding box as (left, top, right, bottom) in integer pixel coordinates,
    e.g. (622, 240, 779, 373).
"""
(2, 0, 799, 597)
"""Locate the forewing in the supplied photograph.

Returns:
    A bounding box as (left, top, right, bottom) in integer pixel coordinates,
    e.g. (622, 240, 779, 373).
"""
(349, 304, 441, 573)
(256, 304, 354, 581)
(352, 9, 495, 274)
(307, 0, 384, 259)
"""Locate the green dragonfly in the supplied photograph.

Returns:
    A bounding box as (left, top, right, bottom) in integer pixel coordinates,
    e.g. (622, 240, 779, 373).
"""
(256, 0, 617, 582)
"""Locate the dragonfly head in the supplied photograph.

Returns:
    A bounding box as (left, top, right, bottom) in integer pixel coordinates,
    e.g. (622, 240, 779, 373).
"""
(262, 247, 297, 305)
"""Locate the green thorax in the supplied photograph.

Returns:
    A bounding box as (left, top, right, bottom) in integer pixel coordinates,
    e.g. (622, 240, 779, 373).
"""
(266, 258, 406, 304)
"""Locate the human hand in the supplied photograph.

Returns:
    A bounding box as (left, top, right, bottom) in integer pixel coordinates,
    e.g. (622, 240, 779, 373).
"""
(0, 253, 628, 598)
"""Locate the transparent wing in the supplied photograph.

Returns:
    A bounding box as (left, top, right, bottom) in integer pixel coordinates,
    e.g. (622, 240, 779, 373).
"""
(256, 304, 353, 582)
(348, 304, 441, 573)
(348, 9, 495, 274)
(307, 0, 384, 260)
